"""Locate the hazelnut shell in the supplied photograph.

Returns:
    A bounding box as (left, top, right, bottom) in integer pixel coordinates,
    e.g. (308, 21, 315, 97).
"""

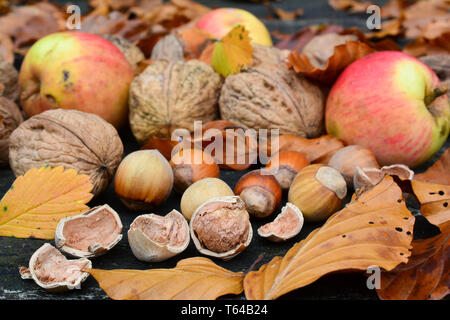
(55, 204, 123, 258)
(19, 243, 92, 292)
(257, 202, 304, 242)
(128, 209, 190, 262)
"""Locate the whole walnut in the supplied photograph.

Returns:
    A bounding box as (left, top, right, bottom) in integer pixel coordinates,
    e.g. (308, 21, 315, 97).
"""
(129, 60, 222, 145)
(0, 56, 19, 101)
(219, 64, 326, 138)
(0, 97, 23, 166)
(9, 109, 123, 196)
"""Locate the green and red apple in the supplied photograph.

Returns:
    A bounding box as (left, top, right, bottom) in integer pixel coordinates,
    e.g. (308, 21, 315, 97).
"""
(326, 51, 449, 168)
(196, 8, 273, 46)
(19, 32, 134, 129)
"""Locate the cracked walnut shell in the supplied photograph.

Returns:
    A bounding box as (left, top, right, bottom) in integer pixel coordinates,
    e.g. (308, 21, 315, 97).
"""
(9, 109, 123, 196)
(129, 60, 222, 145)
(219, 64, 326, 138)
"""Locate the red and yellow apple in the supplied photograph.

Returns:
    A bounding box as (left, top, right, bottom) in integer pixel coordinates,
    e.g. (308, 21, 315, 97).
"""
(196, 8, 272, 46)
(326, 51, 449, 168)
(19, 32, 134, 128)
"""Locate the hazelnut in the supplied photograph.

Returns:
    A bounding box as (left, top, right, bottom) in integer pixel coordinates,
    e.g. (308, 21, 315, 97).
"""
(19, 243, 92, 292)
(114, 150, 174, 211)
(170, 148, 220, 193)
(128, 209, 190, 262)
(103, 35, 145, 73)
(180, 177, 234, 221)
(190, 196, 252, 260)
(0, 96, 23, 166)
(55, 204, 123, 258)
(265, 151, 310, 190)
(257, 202, 304, 242)
(288, 164, 347, 222)
(234, 169, 282, 218)
(328, 145, 380, 188)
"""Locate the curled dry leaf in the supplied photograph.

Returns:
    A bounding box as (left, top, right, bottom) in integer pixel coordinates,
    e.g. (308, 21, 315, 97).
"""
(377, 225, 449, 300)
(328, 0, 374, 13)
(286, 40, 376, 85)
(420, 55, 450, 93)
(263, 134, 345, 164)
(415, 148, 450, 186)
(0, 166, 93, 239)
(89, 257, 244, 300)
(411, 180, 450, 232)
(0, 33, 14, 64)
(265, 2, 304, 21)
(244, 176, 414, 300)
(403, 32, 450, 57)
(0, 2, 66, 50)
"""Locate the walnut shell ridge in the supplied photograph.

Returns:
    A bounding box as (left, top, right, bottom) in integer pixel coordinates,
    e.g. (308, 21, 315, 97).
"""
(9, 109, 123, 196)
(219, 65, 326, 138)
(129, 60, 222, 145)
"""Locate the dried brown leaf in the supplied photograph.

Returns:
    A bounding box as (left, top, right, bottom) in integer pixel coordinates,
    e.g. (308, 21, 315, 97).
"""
(328, 0, 374, 13)
(89, 257, 244, 300)
(415, 149, 450, 186)
(411, 180, 450, 232)
(286, 40, 376, 85)
(244, 176, 415, 300)
(378, 225, 449, 300)
(403, 32, 450, 57)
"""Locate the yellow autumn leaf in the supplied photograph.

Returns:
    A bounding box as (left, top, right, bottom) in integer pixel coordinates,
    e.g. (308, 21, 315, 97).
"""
(244, 176, 415, 300)
(212, 25, 253, 77)
(0, 166, 93, 239)
(89, 257, 244, 300)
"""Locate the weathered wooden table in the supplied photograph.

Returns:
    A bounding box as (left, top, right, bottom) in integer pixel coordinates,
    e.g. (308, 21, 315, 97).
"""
(0, 0, 446, 300)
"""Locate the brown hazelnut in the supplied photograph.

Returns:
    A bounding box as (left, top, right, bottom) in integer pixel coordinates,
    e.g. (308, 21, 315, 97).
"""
(257, 202, 304, 242)
(0, 96, 23, 166)
(190, 196, 252, 260)
(128, 209, 190, 262)
(265, 151, 310, 190)
(234, 169, 282, 218)
(180, 177, 234, 221)
(114, 150, 174, 210)
(103, 35, 145, 73)
(328, 145, 380, 188)
(288, 164, 347, 222)
(170, 148, 220, 193)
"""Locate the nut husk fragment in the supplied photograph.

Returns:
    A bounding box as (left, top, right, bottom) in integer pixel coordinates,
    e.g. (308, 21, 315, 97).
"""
(55, 204, 123, 258)
(0, 97, 23, 166)
(9, 109, 123, 196)
(103, 35, 145, 73)
(190, 196, 252, 260)
(129, 60, 222, 145)
(128, 209, 190, 262)
(19, 243, 92, 292)
(0, 56, 19, 101)
(219, 64, 326, 138)
(353, 164, 414, 191)
(257, 202, 304, 242)
(150, 34, 184, 62)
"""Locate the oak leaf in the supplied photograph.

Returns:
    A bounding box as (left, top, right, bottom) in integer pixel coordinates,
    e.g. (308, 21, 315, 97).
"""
(89, 257, 244, 300)
(415, 148, 450, 186)
(411, 180, 450, 232)
(286, 40, 376, 85)
(377, 224, 449, 300)
(244, 176, 414, 300)
(0, 166, 93, 239)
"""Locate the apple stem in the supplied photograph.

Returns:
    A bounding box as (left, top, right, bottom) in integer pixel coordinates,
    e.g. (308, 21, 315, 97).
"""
(424, 85, 448, 106)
